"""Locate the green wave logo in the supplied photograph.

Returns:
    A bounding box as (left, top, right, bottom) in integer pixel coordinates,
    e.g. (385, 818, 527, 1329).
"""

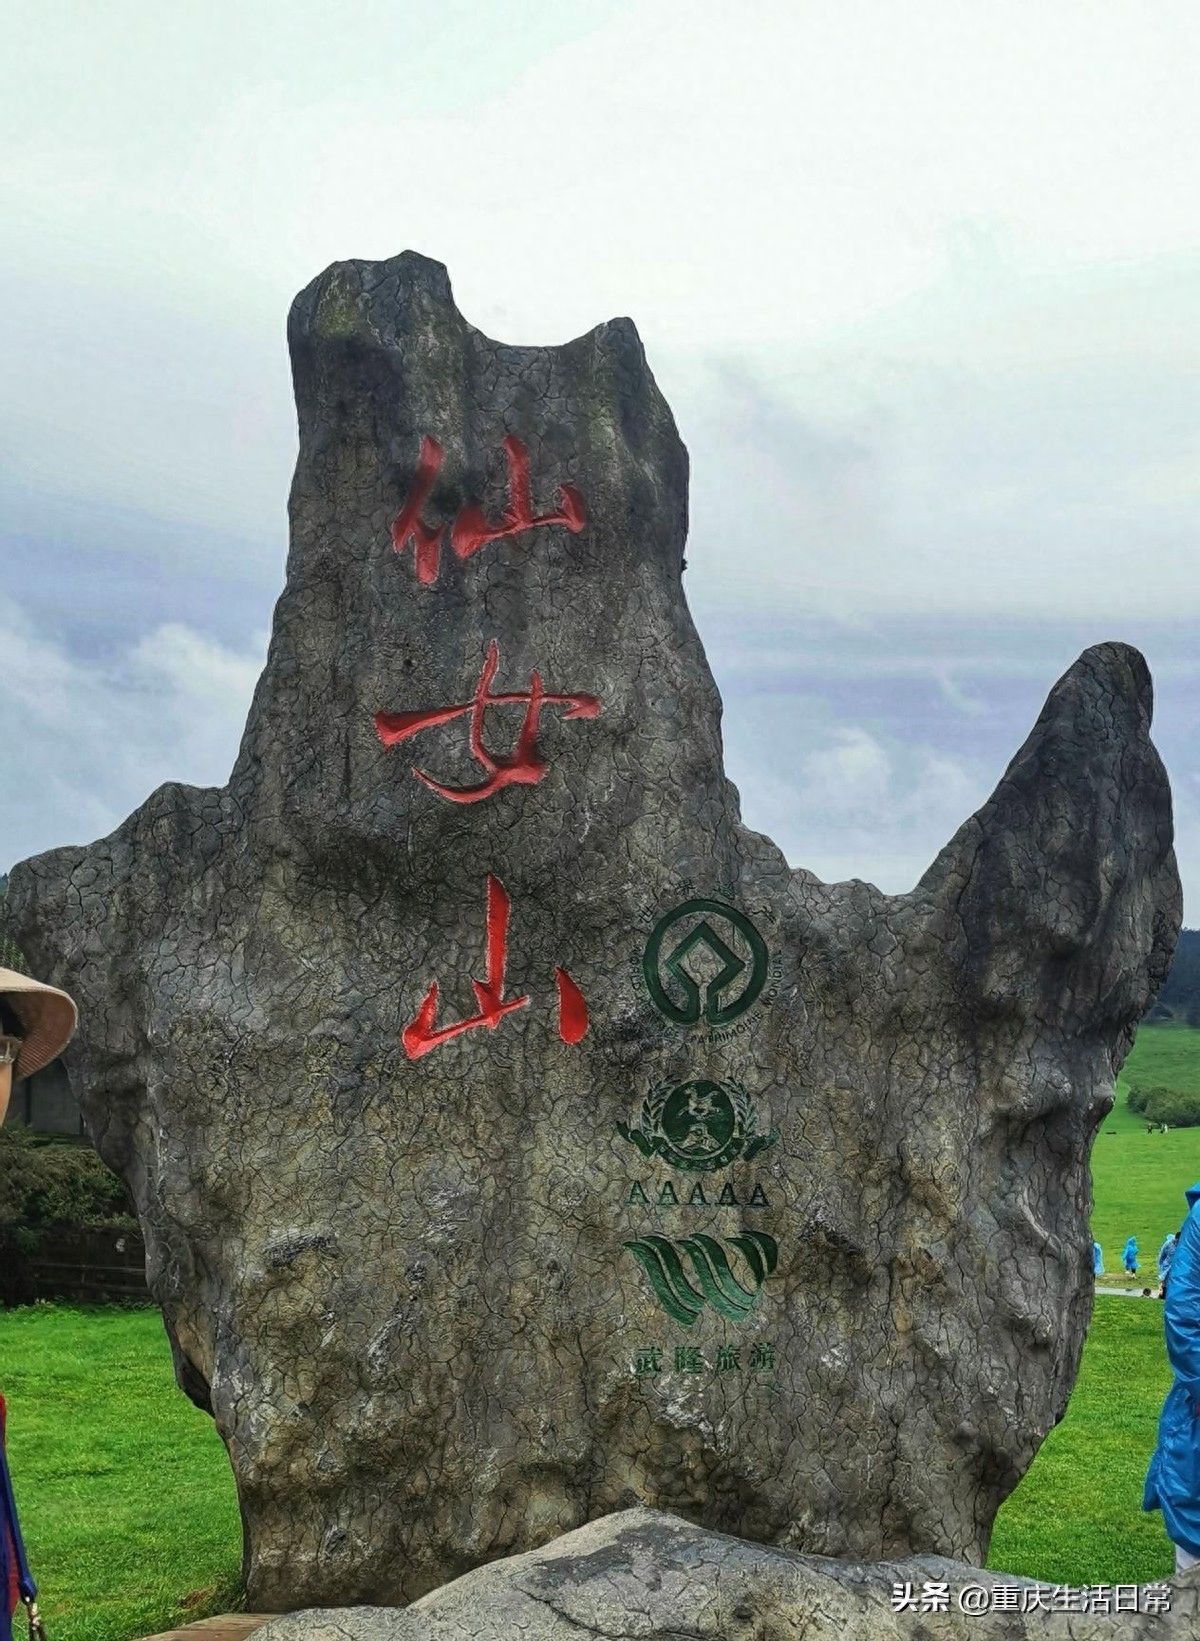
(622, 1231, 778, 1327)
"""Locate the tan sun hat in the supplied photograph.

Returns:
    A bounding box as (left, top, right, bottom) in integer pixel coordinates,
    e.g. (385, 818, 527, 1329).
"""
(0, 966, 79, 1079)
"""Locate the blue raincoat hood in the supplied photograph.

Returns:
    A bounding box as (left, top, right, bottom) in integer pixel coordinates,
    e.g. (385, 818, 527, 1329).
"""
(1144, 1190, 1200, 1553)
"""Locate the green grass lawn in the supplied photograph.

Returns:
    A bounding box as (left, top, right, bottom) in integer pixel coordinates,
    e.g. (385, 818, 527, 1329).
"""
(1093, 1020, 1200, 1283)
(0, 1304, 242, 1641)
(2, 1303, 1177, 1632)
(987, 1297, 1174, 1585)
(986, 1021, 1200, 1582)
(3, 1024, 1199, 1636)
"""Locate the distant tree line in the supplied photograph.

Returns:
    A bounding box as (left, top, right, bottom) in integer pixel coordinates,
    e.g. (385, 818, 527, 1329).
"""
(1145, 928, 1200, 1027)
(1126, 1083, 1200, 1128)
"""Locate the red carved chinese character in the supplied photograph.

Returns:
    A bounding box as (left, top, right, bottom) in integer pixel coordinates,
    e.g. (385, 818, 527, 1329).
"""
(450, 434, 585, 561)
(554, 967, 589, 1045)
(390, 434, 585, 584)
(402, 874, 588, 1059)
(390, 434, 445, 584)
(374, 639, 600, 803)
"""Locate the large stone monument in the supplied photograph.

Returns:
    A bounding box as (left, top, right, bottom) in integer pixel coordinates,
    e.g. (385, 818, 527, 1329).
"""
(5, 253, 1180, 1609)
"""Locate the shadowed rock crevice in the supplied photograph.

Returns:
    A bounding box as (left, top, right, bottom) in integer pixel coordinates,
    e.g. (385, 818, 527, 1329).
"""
(4, 251, 1180, 1608)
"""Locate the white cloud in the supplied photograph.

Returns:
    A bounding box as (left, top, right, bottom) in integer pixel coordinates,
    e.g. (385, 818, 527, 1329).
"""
(723, 686, 996, 895)
(3, 4, 1198, 625)
(2, 0, 1198, 930)
(4, 2, 1200, 343)
(1172, 779, 1200, 933)
(801, 728, 893, 818)
(0, 596, 265, 870)
(130, 624, 264, 720)
(679, 243, 1200, 625)
(792, 731, 987, 887)
(0, 267, 295, 543)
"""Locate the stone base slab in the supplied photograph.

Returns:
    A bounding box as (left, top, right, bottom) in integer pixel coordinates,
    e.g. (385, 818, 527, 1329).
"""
(139, 1616, 277, 1641)
(248, 1508, 1199, 1639)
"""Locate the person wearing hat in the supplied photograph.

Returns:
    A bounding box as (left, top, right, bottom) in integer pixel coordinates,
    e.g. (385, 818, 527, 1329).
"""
(0, 964, 77, 1641)
(1144, 1181, 1200, 1575)
(0, 967, 79, 1123)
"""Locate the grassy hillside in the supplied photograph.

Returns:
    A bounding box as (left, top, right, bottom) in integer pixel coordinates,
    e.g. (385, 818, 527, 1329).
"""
(1092, 1022, 1200, 1278)
(984, 1020, 1200, 1580)
(1, 1304, 241, 1641)
(987, 1296, 1172, 1584)
(1119, 1016, 1200, 1096)
(0, 1295, 1180, 1635)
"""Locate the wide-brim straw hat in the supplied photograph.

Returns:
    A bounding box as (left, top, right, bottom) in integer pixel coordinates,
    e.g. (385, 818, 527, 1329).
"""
(0, 966, 78, 1079)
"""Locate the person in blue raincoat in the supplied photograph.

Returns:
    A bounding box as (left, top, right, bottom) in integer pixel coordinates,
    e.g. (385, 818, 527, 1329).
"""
(1124, 1236, 1139, 1275)
(1093, 1241, 1104, 1277)
(1144, 1182, 1200, 1573)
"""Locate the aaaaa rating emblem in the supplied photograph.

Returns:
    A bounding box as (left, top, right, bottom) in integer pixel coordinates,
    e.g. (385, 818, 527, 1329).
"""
(616, 1078, 779, 1172)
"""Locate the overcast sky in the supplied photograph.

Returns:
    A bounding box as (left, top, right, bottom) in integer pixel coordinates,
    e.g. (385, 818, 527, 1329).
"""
(3, 0, 1198, 918)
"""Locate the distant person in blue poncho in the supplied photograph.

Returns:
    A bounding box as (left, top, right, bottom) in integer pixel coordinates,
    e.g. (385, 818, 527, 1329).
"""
(1144, 1183, 1200, 1574)
(1093, 1241, 1104, 1277)
(1124, 1236, 1139, 1275)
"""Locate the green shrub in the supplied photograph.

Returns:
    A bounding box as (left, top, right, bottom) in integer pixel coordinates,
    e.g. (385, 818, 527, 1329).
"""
(1124, 1083, 1200, 1125)
(0, 1123, 135, 1256)
(1143, 1088, 1200, 1128)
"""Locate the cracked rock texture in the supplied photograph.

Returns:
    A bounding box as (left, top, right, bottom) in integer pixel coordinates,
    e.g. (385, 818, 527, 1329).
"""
(250, 1508, 1198, 1639)
(4, 252, 1181, 1608)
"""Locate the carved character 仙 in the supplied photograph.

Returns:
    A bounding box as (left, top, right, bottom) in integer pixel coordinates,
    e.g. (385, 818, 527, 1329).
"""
(391, 434, 585, 585)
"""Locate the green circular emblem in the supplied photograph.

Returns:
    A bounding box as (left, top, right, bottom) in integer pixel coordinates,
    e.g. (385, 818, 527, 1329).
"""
(616, 1078, 779, 1172)
(660, 1079, 738, 1166)
(642, 898, 769, 1026)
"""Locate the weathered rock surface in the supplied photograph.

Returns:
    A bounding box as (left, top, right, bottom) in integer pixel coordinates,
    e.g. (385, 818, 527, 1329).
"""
(251, 1509, 1197, 1639)
(4, 252, 1180, 1608)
